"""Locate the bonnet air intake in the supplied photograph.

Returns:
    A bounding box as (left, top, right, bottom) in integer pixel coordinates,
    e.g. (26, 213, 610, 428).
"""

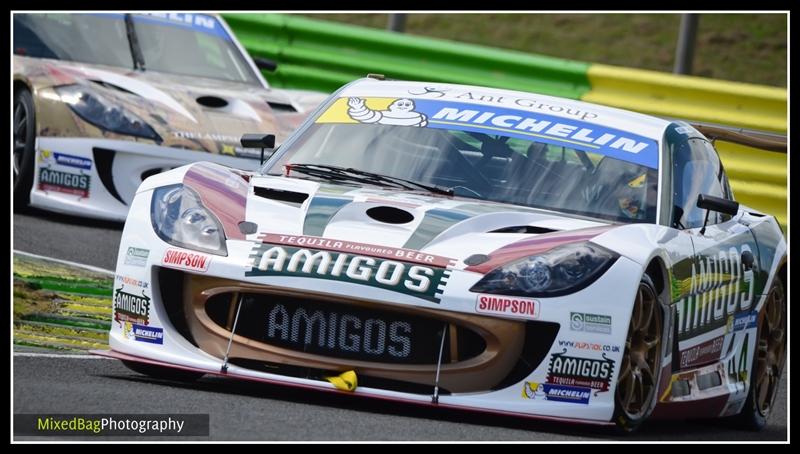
(266, 101, 297, 113)
(490, 225, 559, 234)
(196, 96, 228, 108)
(253, 186, 309, 205)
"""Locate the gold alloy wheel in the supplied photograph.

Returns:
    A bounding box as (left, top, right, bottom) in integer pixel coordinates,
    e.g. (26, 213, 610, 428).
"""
(755, 279, 786, 416)
(616, 281, 662, 421)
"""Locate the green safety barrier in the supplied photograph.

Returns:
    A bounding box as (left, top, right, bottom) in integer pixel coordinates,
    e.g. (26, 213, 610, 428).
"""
(223, 13, 787, 230)
(223, 13, 592, 99)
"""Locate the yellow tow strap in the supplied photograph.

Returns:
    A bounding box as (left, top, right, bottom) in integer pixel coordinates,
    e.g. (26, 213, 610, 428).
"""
(326, 370, 358, 392)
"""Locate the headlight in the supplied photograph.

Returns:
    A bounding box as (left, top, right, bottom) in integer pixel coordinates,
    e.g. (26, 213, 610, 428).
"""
(55, 84, 162, 142)
(469, 242, 618, 297)
(151, 184, 227, 256)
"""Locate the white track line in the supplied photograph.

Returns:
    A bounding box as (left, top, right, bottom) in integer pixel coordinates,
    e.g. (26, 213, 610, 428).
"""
(13, 249, 115, 276)
(13, 352, 110, 359)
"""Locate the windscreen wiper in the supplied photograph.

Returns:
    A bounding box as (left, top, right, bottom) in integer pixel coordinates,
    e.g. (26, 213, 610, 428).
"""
(286, 163, 454, 196)
(124, 14, 146, 70)
(343, 167, 455, 196)
(284, 164, 371, 185)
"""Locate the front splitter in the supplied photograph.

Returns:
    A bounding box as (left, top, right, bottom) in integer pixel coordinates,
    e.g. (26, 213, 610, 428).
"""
(90, 349, 613, 428)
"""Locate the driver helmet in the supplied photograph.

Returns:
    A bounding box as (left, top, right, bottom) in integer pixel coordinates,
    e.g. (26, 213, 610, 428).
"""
(617, 171, 648, 219)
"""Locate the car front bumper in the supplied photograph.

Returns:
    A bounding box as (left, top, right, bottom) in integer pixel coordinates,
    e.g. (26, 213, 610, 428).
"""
(107, 187, 646, 424)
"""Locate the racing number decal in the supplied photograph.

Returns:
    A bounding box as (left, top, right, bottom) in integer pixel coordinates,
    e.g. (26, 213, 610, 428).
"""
(727, 332, 750, 390)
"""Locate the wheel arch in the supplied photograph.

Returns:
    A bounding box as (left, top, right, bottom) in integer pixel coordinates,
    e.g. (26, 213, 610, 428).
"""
(644, 255, 669, 301)
(777, 256, 787, 289)
(13, 78, 40, 134)
(13, 78, 31, 94)
(643, 253, 677, 406)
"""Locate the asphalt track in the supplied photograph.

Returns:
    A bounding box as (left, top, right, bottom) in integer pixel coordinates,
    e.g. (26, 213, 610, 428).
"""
(12, 207, 789, 441)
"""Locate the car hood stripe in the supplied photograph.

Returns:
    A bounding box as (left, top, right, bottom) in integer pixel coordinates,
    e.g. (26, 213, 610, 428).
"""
(302, 195, 354, 237)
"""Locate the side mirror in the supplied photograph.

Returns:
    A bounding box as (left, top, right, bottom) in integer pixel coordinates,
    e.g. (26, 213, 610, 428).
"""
(696, 194, 739, 235)
(240, 134, 275, 149)
(697, 194, 739, 216)
(253, 57, 278, 72)
(240, 134, 276, 165)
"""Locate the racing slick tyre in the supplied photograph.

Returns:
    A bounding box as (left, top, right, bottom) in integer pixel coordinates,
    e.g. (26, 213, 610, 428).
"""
(122, 360, 205, 383)
(613, 274, 663, 433)
(732, 276, 786, 430)
(13, 88, 36, 210)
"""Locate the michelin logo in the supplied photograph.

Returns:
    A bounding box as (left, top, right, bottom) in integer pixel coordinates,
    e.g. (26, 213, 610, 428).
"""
(319, 97, 659, 168)
(522, 382, 547, 399)
(348, 97, 428, 127)
(432, 107, 648, 154)
(54, 152, 92, 170)
(521, 382, 591, 404)
(124, 322, 164, 344)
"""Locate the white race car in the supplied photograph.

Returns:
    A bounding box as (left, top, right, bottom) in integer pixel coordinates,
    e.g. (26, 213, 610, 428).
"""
(95, 78, 787, 433)
(13, 13, 325, 221)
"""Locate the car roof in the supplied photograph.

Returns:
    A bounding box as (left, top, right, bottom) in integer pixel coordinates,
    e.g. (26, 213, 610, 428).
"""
(340, 78, 672, 142)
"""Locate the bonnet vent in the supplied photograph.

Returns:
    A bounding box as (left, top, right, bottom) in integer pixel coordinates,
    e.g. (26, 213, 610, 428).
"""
(366, 206, 415, 224)
(254, 186, 309, 204)
(196, 96, 228, 108)
(266, 101, 297, 112)
(490, 225, 559, 234)
(89, 80, 136, 95)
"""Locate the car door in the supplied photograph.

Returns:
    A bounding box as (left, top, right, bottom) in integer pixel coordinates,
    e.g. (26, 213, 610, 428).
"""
(665, 124, 759, 379)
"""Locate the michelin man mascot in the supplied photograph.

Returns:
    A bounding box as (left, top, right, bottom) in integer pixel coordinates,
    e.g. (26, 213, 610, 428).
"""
(347, 97, 428, 127)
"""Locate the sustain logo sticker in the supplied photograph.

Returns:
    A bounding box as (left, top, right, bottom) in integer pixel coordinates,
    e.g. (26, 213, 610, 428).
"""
(316, 97, 659, 169)
(570, 312, 612, 334)
(124, 247, 150, 267)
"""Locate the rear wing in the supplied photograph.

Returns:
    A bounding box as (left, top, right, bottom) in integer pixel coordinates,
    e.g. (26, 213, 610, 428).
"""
(690, 123, 787, 153)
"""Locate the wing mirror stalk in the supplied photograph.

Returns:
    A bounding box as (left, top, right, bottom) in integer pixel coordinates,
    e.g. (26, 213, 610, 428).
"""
(240, 134, 276, 166)
(253, 57, 278, 72)
(697, 194, 739, 235)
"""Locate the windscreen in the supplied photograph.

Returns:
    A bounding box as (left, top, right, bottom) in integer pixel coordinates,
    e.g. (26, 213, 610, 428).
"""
(13, 13, 260, 85)
(269, 96, 660, 223)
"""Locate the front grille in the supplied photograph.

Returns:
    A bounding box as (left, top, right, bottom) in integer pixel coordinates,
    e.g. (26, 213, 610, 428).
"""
(183, 274, 536, 392)
(205, 292, 486, 365)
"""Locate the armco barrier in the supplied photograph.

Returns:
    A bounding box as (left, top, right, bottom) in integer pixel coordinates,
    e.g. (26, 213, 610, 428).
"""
(715, 141, 786, 230)
(223, 13, 592, 99)
(224, 13, 787, 230)
(584, 65, 787, 133)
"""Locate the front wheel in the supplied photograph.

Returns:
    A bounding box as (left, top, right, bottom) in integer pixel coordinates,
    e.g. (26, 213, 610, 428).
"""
(613, 274, 663, 433)
(14, 88, 36, 209)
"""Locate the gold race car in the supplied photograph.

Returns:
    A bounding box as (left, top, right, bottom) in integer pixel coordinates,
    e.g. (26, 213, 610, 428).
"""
(13, 13, 326, 221)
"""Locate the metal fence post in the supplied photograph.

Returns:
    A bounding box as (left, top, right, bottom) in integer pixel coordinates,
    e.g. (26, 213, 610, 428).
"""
(674, 13, 700, 75)
(387, 14, 407, 33)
